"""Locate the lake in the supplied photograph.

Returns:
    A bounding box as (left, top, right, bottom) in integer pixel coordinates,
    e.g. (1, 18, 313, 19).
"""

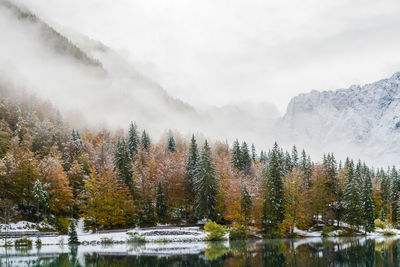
(0, 237, 399, 266)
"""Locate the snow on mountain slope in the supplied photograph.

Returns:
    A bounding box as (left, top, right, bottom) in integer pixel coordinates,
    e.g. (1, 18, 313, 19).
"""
(280, 72, 400, 166)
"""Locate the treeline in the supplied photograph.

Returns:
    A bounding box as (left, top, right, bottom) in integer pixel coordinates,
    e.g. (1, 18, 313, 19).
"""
(0, 92, 399, 237)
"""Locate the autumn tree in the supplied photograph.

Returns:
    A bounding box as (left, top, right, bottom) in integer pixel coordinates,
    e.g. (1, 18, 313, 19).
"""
(80, 167, 136, 230)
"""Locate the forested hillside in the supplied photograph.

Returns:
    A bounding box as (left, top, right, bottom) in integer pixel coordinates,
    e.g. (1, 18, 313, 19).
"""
(0, 85, 398, 237)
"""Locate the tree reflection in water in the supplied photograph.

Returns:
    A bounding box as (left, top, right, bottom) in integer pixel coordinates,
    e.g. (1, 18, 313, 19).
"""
(2, 237, 400, 266)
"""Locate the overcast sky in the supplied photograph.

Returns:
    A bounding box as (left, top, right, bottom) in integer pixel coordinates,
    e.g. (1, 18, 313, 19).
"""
(17, 0, 400, 114)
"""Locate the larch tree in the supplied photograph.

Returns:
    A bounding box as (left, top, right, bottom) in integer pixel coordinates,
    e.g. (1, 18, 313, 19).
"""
(80, 167, 136, 230)
(156, 182, 168, 223)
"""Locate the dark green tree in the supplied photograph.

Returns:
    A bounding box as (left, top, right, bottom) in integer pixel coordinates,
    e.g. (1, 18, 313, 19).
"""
(68, 219, 79, 244)
(262, 142, 284, 237)
(127, 122, 139, 156)
(114, 138, 134, 196)
(156, 182, 167, 224)
(141, 130, 151, 151)
(240, 142, 251, 172)
(343, 159, 363, 228)
(291, 145, 298, 169)
(167, 135, 176, 153)
(194, 140, 219, 220)
(240, 186, 252, 221)
(251, 144, 256, 162)
(185, 134, 199, 221)
(363, 166, 375, 232)
(231, 139, 241, 170)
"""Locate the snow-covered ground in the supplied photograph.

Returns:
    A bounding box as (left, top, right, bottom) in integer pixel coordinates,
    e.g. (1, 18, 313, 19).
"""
(0, 220, 207, 246)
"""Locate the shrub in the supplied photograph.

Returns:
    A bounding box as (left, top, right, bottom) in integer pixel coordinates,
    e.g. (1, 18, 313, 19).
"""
(321, 226, 335, 237)
(100, 237, 114, 244)
(374, 219, 386, 229)
(383, 230, 396, 236)
(35, 237, 42, 248)
(14, 238, 32, 247)
(126, 232, 146, 243)
(229, 225, 248, 240)
(55, 217, 70, 234)
(204, 221, 227, 241)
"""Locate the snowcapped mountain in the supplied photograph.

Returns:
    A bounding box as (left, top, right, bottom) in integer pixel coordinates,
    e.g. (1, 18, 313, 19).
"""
(280, 72, 400, 166)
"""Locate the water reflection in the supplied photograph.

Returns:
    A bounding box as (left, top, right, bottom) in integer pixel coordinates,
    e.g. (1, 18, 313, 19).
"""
(1, 237, 400, 266)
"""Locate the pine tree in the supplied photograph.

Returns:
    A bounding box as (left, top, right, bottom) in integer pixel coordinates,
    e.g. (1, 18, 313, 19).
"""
(363, 167, 375, 232)
(167, 135, 176, 153)
(32, 179, 49, 219)
(156, 182, 167, 224)
(240, 142, 251, 172)
(127, 122, 139, 156)
(251, 144, 256, 162)
(114, 138, 134, 196)
(240, 186, 252, 222)
(141, 130, 151, 151)
(262, 142, 284, 237)
(194, 140, 219, 220)
(185, 135, 199, 221)
(291, 145, 298, 169)
(390, 167, 400, 222)
(68, 219, 79, 244)
(231, 139, 241, 170)
(299, 150, 312, 188)
(343, 159, 363, 228)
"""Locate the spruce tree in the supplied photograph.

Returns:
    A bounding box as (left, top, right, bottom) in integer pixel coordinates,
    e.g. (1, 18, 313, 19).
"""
(114, 138, 134, 196)
(390, 167, 400, 222)
(156, 182, 167, 224)
(363, 167, 375, 232)
(251, 144, 256, 162)
(240, 142, 251, 172)
(141, 130, 151, 151)
(343, 159, 363, 228)
(167, 135, 176, 153)
(185, 135, 199, 220)
(262, 142, 284, 237)
(291, 145, 298, 169)
(241, 186, 252, 221)
(68, 219, 79, 244)
(194, 140, 219, 221)
(231, 139, 241, 170)
(127, 122, 139, 156)
(299, 150, 312, 188)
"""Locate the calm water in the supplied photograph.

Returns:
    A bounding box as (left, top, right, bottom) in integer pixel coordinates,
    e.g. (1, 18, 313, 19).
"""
(1, 237, 400, 266)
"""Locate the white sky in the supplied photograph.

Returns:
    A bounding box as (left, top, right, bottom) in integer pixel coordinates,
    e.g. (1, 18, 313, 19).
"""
(17, 0, 400, 114)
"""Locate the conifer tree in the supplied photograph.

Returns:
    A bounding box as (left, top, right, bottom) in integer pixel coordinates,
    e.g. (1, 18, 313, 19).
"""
(194, 140, 219, 220)
(262, 142, 284, 237)
(231, 139, 241, 170)
(127, 122, 139, 156)
(68, 219, 79, 244)
(390, 167, 400, 221)
(363, 167, 375, 232)
(299, 150, 312, 187)
(343, 159, 363, 228)
(240, 142, 251, 172)
(260, 150, 267, 163)
(185, 135, 199, 220)
(291, 145, 299, 169)
(251, 144, 256, 162)
(141, 130, 151, 151)
(240, 186, 252, 221)
(167, 135, 176, 153)
(156, 182, 167, 224)
(32, 179, 49, 219)
(114, 138, 134, 196)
